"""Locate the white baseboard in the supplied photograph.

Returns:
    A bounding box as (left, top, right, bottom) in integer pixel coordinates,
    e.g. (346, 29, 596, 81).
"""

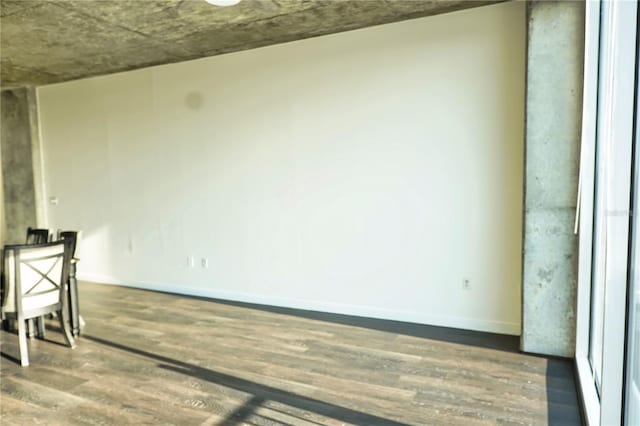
(78, 272, 521, 336)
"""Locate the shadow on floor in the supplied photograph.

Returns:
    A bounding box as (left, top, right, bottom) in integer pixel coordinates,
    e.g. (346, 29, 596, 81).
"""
(83, 334, 410, 426)
(0, 350, 21, 366)
(140, 285, 520, 353)
(78, 283, 582, 424)
(546, 358, 583, 425)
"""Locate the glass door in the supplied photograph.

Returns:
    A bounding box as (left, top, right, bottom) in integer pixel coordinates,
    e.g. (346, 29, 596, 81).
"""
(625, 35, 640, 425)
(627, 168, 640, 424)
(575, 1, 637, 424)
(587, 1, 610, 388)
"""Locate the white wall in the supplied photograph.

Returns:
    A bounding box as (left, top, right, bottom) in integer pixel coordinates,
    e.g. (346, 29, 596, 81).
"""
(37, 2, 525, 335)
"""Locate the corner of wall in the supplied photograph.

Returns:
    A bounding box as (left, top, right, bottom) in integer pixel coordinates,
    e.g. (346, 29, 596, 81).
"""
(27, 86, 47, 228)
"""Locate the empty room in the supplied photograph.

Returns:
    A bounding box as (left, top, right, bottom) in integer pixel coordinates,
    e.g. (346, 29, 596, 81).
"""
(0, 0, 638, 425)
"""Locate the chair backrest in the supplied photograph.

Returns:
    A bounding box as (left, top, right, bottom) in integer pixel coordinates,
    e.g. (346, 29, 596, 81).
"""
(58, 231, 81, 259)
(26, 227, 50, 245)
(1, 241, 71, 318)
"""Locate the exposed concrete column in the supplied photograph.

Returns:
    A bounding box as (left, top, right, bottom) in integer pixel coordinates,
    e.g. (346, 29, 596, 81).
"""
(0, 138, 4, 246)
(522, 1, 585, 357)
(0, 87, 45, 244)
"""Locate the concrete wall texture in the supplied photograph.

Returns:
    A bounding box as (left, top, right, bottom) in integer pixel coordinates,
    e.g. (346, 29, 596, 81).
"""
(0, 87, 40, 244)
(522, 0, 585, 357)
(0, 128, 4, 245)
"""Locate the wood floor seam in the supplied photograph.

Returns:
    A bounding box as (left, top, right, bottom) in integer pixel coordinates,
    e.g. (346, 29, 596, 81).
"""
(1, 281, 582, 426)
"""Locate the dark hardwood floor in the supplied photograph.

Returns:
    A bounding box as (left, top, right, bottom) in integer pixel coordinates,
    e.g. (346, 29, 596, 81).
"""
(1, 282, 581, 425)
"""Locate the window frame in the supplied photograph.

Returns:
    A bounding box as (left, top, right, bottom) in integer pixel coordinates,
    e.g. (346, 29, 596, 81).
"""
(575, 1, 637, 424)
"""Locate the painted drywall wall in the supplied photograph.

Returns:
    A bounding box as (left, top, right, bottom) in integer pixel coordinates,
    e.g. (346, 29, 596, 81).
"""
(37, 2, 525, 334)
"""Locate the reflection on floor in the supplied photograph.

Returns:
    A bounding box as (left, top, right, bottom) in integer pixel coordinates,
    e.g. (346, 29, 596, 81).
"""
(1, 282, 582, 425)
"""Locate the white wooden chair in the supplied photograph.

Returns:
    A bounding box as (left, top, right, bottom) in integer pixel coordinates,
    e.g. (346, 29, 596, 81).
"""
(1, 241, 76, 366)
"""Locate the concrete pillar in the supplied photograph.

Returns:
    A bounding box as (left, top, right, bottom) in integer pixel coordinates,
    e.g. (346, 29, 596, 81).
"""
(0, 138, 4, 246)
(1, 87, 44, 244)
(522, 1, 585, 357)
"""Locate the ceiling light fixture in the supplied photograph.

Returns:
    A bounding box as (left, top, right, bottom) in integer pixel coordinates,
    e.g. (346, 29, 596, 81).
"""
(204, 0, 242, 6)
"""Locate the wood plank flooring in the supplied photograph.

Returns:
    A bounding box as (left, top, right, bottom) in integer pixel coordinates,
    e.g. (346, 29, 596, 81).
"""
(0, 282, 581, 425)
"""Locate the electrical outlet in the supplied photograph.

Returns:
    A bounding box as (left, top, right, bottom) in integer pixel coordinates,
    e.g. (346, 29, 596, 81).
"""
(201, 258, 209, 268)
(187, 256, 195, 268)
(462, 279, 471, 290)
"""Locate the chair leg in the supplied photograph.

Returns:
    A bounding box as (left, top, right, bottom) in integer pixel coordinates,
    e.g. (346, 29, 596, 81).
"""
(58, 308, 76, 349)
(2, 319, 15, 332)
(36, 316, 46, 339)
(17, 320, 30, 367)
(68, 264, 80, 337)
(27, 318, 36, 338)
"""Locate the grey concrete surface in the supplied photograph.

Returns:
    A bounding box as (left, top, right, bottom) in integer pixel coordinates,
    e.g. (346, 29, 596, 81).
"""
(0, 87, 39, 244)
(0, 0, 504, 88)
(0, 136, 4, 245)
(522, 0, 584, 357)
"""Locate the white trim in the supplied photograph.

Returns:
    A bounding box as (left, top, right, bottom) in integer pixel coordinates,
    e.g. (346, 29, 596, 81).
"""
(78, 272, 521, 335)
(589, 0, 615, 390)
(599, 1, 636, 423)
(575, 0, 600, 359)
(575, 1, 638, 424)
(624, 23, 640, 425)
(576, 354, 602, 425)
(575, 2, 602, 422)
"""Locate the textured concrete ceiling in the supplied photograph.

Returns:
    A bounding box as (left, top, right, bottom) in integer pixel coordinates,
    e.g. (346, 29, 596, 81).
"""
(1, 0, 504, 88)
